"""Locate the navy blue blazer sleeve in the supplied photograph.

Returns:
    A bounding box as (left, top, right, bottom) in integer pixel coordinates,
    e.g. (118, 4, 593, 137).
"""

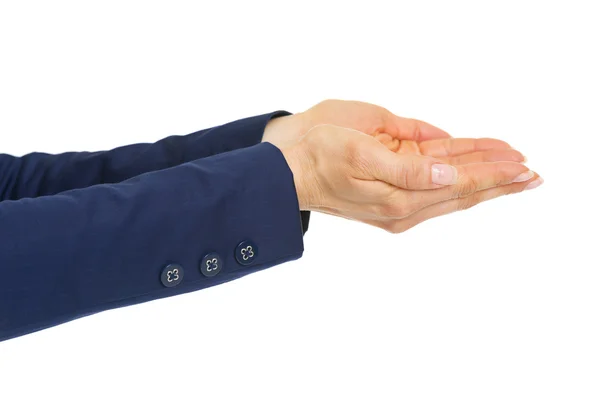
(0, 111, 291, 200)
(0, 142, 306, 342)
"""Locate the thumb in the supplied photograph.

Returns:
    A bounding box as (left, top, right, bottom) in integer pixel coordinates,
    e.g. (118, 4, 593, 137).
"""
(368, 144, 458, 190)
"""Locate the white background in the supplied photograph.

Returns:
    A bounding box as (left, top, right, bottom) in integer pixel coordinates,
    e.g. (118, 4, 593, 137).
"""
(0, 1, 598, 413)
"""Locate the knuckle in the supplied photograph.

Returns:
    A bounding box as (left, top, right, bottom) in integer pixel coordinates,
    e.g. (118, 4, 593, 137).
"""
(456, 198, 472, 211)
(447, 155, 461, 165)
(345, 141, 372, 175)
(378, 203, 395, 218)
(497, 185, 520, 199)
(442, 139, 454, 156)
(345, 140, 363, 162)
(509, 184, 525, 195)
(345, 137, 362, 157)
(401, 193, 421, 216)
(457, 193, 482, 211)
(379, 202, 408, 219)
(494, 173, 506, 187)
(391, 162, 408, 188)
(379, 192, 418, 219)
(492, 166, 507, 187)
(409, 119, 422, 141)
(455, 175, 478, 198)
(399, 157, 423, 189)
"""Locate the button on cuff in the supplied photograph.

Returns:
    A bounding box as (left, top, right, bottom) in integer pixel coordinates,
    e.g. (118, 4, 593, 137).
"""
(235, 240, 257, 266)
(200, 253, 223, 277)
(160, 264, 184, 288)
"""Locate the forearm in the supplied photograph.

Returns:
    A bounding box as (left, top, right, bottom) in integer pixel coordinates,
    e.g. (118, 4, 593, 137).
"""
(0, 142, 306, 342)
(0, 111, 292, 201)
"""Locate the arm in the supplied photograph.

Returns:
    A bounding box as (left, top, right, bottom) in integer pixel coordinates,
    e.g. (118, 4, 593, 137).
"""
(0, 111, 290, 201)
(0, 142, 305, 342)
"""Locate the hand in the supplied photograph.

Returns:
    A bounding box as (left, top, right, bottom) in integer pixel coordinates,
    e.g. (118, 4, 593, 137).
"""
(263, 99, 526, 165)
(281, 125, 542, 233)
(264, 99, 450, 148)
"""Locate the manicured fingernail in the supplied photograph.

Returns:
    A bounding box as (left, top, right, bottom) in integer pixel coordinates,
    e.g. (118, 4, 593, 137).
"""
(512, 170, 534, 183)
(432, 164, 457, 185)
(525, 177, 544, 190)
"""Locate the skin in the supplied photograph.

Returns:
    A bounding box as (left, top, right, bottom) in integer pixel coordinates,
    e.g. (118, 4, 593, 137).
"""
(263, 99, 543, 233)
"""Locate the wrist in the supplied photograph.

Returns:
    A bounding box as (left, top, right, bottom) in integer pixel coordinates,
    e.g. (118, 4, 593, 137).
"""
(281, 144, 312, 211)
(262, 112, 309, 149)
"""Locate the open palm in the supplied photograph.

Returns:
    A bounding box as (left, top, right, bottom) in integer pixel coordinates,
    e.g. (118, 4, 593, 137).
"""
(303, 99, 526, 166)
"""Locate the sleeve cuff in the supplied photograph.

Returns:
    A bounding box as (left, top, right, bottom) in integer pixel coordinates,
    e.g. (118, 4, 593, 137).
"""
(180, 110, 294, 159)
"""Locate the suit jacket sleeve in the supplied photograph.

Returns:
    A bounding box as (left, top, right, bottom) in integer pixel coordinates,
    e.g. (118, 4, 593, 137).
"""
(0, 111, 291, 200)
(0, 142, 306, 342)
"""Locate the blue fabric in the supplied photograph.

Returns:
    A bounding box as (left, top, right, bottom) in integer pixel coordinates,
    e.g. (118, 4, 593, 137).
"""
(0, 111, 292, 199)
(0, 112, 308, 342)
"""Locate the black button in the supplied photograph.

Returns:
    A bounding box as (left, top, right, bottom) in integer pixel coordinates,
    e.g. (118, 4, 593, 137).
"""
(200, 253, 223, 277)
(235, 240, 257, 266)
(160, 264, 184, 288)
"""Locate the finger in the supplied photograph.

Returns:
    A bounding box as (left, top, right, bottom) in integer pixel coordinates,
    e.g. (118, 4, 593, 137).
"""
(365, 145, 458, 190)
(383, 173, 543, 233)
(419, 138, 512, 157)
(407, 161, 533, 209)
(376, 134, 427, 154)
(438, 149, 526, 165)
(397, 140, 420, 154)
(387, 112, 452, 141)
(376, 133, 401, 152)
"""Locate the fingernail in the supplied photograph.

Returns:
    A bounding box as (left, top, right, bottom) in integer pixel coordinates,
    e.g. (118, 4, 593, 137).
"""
(522, 156, 528, 163)
(512, 171, 534, 183)
(525, 177, 544, 190)
(432, 164, 457, 185)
